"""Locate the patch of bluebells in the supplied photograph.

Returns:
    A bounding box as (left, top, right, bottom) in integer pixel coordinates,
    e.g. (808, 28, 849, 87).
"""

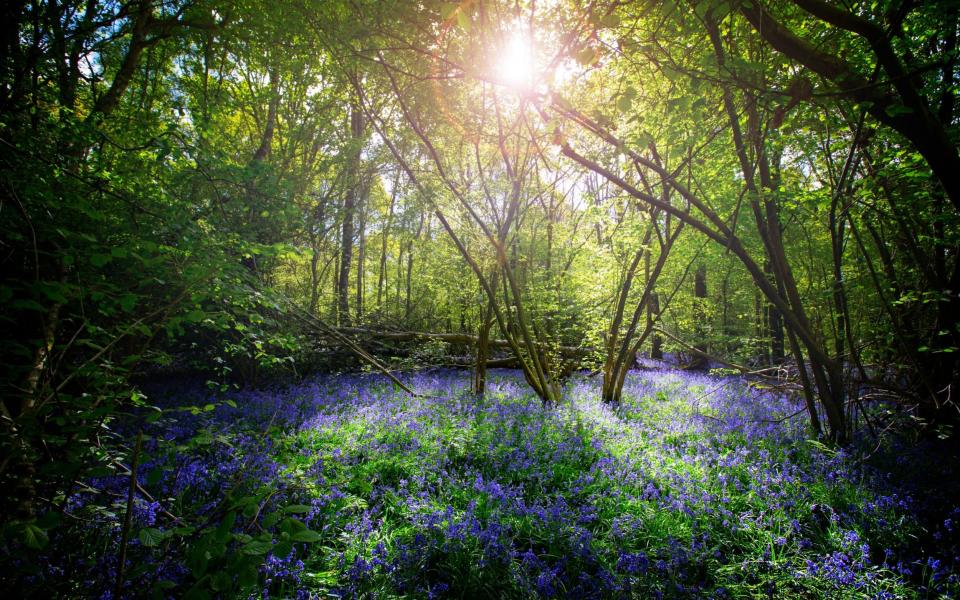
(5, 367, 959, 598)
(261, 550, 308, 599)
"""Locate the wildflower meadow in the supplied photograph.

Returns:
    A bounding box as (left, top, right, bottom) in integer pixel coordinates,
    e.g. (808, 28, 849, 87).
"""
(7, 367, 957, 598)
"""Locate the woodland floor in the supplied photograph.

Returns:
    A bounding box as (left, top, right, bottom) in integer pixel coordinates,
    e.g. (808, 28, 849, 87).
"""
(9, 367, 960, 599)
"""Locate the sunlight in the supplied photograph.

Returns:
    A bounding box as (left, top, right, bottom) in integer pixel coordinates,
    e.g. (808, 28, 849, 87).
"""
(494, 30, 536, 90)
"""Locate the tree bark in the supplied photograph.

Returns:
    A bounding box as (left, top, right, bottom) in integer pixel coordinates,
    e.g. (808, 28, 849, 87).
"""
(765, 261, 784, 363)
(687, 264, 709, 370)
(649, 292, 663, 360)
(377, 174, 398, 307)
(338, 99, 364, 326)
(356, 204, 366, 322)
(473, 299, 494, 394)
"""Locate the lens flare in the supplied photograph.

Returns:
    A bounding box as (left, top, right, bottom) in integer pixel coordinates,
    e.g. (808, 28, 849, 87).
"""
(495, 31, 536, 89)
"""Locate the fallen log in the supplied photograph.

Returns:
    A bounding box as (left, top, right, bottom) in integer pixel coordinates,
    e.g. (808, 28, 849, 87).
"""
(333, 327, 591, 358)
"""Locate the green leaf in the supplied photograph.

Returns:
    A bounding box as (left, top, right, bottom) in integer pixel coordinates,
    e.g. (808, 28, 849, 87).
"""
(35, 281, 69, 303)
(632, 131, 654, 148)
(183, 586, 211, 600)
(210, 571, 232, 592)
(885, 103, 913, 117)
(262, 512, 280, 529)
(216, 511, 237, 539)
(439, 3, 458, 20)
(599, 13, 620, 28)
(575, 47, 597, 66)
(10, 299, 48, 312)
(283, 504, 313, 514)
(119, 293, 138, 313)
(291, 529, 322, 543)
(456, 10, 471, 31)
(661, 65, 682, 81)
(242, 539, 272, 555)
(272, 540, 293, 557)
(146, 468, 164, 486)
(238, 565, 259, 589)
(279, 517, 307, 535)
(187, 544, 209, 577)
(207, 542, 226, 559)
(21, 523, 49, 549)
(90, 253, 112, 267)
(139, 527, 165, 547)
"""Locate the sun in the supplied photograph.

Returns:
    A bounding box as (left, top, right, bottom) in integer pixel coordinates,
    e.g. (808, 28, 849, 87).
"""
(494, 31, 536, 90)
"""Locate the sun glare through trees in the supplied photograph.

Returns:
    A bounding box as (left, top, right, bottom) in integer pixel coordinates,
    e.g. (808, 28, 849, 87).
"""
(494, 29, 536, 89)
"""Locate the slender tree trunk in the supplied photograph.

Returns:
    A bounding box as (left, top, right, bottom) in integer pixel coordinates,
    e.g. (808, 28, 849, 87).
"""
(601, 225, 652, 403)
(395, 244, 403, 317)
(356, 208, 366, 322)
(377, 176, 398, 307)
(333, 253, 340, 319)
(88, 0, 153, 120)
(404, 213, 423, 323)
(309, 245, 321, 315)
(720, 269, 730, 355)
(308, 201, 326, 315)
(602, 258, 640, 403)
(546, 195, 554, 272)
(755, 290, 767, 363)
(603, 221, 680, 403)
(338, 100, 364, 326)
(764, 261, 784, 362)
(649, 292, 663, 359)
(473, 299, 494, 395)
(687, 264, 709, 369)
(404, 249, 413, 322)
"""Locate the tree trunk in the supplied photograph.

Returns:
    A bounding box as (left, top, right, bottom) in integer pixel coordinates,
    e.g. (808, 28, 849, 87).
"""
(88, 0, 153, 120)
(308, 200, 327, 315)
(755, 290, 767, 364)
(404, 245, 414, 322)
(649, 292, 663, 359)
(309, 246, 321, 315)
(338, 100, 364, 326)
(765, 261, 784, 363)
(473, 300, 494, 394)
(404, 212, 424, 323)
(687, 264, 709, 369)
(377, 175, 398, 307)
(356, 207, 366, 322)
(602, 219, 680, 403)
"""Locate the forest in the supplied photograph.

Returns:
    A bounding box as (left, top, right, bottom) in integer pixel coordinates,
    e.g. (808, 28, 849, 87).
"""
(1, 0, 959, 597)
